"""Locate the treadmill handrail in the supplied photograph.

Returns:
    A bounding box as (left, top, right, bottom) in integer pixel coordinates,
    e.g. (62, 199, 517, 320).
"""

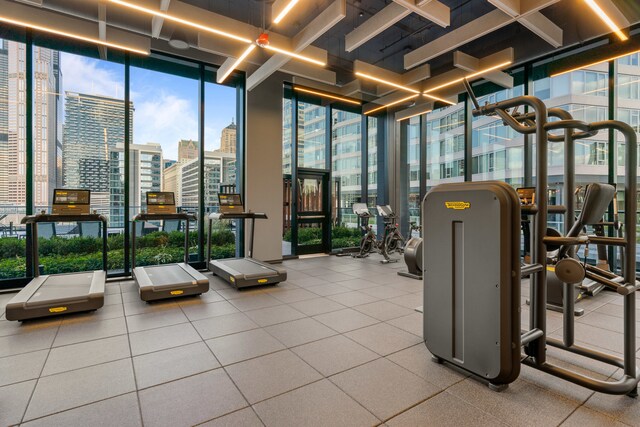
(132, 213, 195, 267)
(133, 212, 197, 222)
(208, 212, 268, 220)
(23, 213, 108, 277)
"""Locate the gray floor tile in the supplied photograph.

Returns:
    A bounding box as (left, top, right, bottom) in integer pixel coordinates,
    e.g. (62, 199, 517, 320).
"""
(129, 322, 201, 356)
(199, 408, 264, 427)
(387, 280, 423, 293)
(227, 293, 283, 311)
(100, 291, 123, 306)
(386, 344, 468, 389)
(54, 316, 127, 347)
(354, 301, 414, 321)
(550, 323, 632, 354)
(0, 380, 36, 427)
(271, 288, 318, 304)
(105, 283, 123, 294)
(206, 328, 285, 366)
(217, 287, 266, 300)
(346, 322, 422, 356)
(264, 317, 337, 348)
(244, 305, 306, 327)
(125, 308, 189, 333)
(330, 358, 439, 421)
(306, 283, 352, 296)
(327, 291, 380, 307)
(289, 297, 346, 316)
(0, 328, 57, 357)
(324, 272, 359, 282)
(339, 278, 383, 291)
(387, 293, 423, 310)
(386, 391, 507, 427)
(192, 312, 259, 340)
(139, 369, 247, 427)
(313, 308, 379, 333)
(0, 349, 48, 387)
(21, 393, 142, 427)
(180, 300, 239, 322)
(292, 335, 379, 376)
(287, 276, 331, 287)
(133, 341, 220, 389)
(254, 379, 379, 427)
(42, 335, 131, 376)
(386, 312, 422, 337)
(560, 406, 627, 427)
(0, 317, 60, 338)
(225, 350, 323, 404)
(360, 285, 410, 299)
(302, 267, 335, 277)
(447, 377, 580, 427)
(183, 290, 225, 304)
(24, 359, 136, 421)
(584, 386, 640, 426)
(122, 299, 179, 316)
(577, 310, 640, 338)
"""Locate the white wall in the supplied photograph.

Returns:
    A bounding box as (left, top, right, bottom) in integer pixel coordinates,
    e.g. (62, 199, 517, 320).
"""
(245, 72, 288, 262)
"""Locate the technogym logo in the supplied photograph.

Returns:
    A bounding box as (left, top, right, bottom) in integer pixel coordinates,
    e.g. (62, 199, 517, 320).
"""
(445, 201, 470, 210)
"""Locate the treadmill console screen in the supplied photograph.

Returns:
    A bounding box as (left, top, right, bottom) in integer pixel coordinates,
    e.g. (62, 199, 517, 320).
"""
(218, 194, 244, 214)
(52, 189, 91, 215)
(516, 187, 536, 206)
(146, 192, 177, 214)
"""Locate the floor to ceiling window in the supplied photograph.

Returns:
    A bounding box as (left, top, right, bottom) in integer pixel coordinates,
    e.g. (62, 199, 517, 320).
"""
(425, 102, 465, 191)
(471, 85, 525, 188)
(0, 37, 27, 280)
(130, 57, 200, 267)
(407, 115, 421, 231)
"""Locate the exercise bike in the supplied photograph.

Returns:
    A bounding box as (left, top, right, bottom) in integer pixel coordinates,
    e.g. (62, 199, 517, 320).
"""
(351, 203, 404, 263)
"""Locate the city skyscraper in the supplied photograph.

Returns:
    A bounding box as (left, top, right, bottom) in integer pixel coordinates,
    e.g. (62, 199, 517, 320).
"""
(62, 91, 133, 195)
(219, 119, 236, 153)
(178, 139, 198, 162)
(0, 41, 60, 208)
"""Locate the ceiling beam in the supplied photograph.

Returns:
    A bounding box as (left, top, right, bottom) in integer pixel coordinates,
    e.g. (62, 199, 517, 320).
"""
(518, 11, 562, 47)
(151, 0, 171, 39)
(281, 62, 337, 86)
(394, 101, 433, 122)
(247, 0, 346, 91)
(453, 49, 514, 88)
(391, 0, 450, 28)
(345, 3, 410, 52)
(98, 1, 107, 59)
(404, 9, 512, 69)
(0, 0, 150, 53)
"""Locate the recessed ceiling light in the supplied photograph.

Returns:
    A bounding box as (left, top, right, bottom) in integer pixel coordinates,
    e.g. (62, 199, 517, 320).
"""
(294, 87, 361, 105)
(355, 72, 420, 94)
(365, 94, 419, 115)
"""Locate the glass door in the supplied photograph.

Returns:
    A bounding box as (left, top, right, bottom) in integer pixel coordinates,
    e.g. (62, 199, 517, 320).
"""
(296, 169, 330, 254)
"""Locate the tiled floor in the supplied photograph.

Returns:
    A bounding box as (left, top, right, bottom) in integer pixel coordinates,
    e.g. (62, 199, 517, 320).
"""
(1, 255, 639, 426)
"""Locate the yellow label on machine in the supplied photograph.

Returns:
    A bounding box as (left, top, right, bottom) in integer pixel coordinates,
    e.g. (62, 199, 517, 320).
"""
(170, 290, 184, 295)
(49, 307, 67, 313)
(258, 279, 268, 284)
(230, 277, 236, 283)
(445, 201, 470, 210)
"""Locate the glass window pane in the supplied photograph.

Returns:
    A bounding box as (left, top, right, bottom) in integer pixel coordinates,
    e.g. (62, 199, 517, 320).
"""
(0, 39, 27, 280)
(34, 46, 126, 275)
(426, 102, 465, 191)
(331, 108, 361, 250)
(407, 115, 420, 231)
(131, 60, 199, 266)
(297, 101, 326, 169)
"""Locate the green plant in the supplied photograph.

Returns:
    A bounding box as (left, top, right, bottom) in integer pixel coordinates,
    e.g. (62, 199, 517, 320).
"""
(0, 238, 25, 258)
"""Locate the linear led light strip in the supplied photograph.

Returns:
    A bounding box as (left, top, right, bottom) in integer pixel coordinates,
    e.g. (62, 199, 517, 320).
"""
(218, 45, 257, 83)
(365, 95, 419, 115)
(0, 16, 149, 55)
(355, 72, 455, 105)
(584, 0, 628, 42)
(551, 49, 640, 77)
(424, 61, 513, 93)
(109, 0, 253, 44)
(109, 0, 324, 67)
(294, 87, 361, 105)
(274, 0, 300, 24)
(397, 108, 433, 122)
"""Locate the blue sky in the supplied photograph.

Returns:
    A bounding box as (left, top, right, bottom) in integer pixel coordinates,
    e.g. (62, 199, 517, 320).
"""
(60, 53, 237, 160)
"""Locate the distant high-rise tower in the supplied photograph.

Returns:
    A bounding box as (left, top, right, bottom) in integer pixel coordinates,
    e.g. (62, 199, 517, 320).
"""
(62, 92, 133, 193)
(178, 139, 198, 162)
(219, 119, 236, 154)
(0, 42, 61, 207)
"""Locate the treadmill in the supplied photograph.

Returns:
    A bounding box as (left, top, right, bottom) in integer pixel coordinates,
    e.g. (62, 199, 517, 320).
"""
(132, 192, 209, 301)
(208, 193, 286, 289)
(5, 189, 107, 321)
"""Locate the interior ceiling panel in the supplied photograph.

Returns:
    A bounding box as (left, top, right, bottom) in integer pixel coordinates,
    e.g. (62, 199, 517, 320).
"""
(16, 0, 640, 89)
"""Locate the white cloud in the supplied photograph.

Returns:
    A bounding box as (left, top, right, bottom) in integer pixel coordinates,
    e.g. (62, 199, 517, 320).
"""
(134, 92, 198, 160)
(59, 53, 124, 99)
